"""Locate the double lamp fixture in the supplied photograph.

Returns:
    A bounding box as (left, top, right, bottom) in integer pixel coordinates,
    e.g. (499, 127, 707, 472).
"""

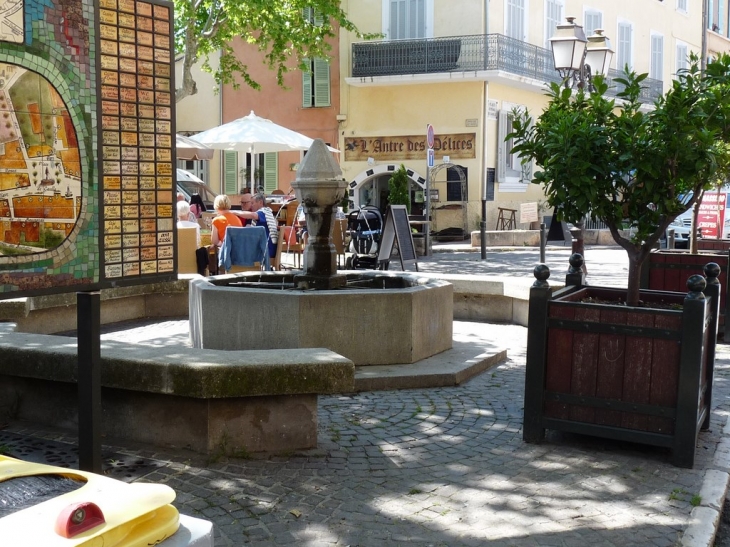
(549, 17, 614, 90)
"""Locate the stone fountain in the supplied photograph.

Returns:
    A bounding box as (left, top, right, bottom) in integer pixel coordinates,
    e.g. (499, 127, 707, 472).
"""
(189, 139, 452, 366)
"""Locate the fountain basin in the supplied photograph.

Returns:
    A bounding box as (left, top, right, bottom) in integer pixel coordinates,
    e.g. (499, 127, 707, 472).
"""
(190, 271, 453, 366)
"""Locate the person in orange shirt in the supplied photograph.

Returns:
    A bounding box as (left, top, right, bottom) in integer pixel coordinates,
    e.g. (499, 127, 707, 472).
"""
(211, 195, 243, 247)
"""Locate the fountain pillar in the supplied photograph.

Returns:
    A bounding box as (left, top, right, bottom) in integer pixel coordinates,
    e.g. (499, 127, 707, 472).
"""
(291, 139, 348, 290)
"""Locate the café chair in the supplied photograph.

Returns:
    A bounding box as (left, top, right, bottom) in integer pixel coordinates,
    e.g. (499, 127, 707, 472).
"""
(279, 225, 304, 269)
(176, 226, 199, 274)
(219, 226, 269, 273)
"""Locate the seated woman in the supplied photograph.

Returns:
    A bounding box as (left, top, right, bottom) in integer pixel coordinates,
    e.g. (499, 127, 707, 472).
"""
(211, 194, 243, 247)
(189, 193, 206, 218)
(176, 200, 201, 247)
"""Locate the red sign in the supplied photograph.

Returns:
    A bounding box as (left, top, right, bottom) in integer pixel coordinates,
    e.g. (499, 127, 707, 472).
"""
(698, 192, 727, 238)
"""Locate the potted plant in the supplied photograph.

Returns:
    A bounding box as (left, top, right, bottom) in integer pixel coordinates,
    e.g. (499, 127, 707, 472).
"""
(509, 54, 730, 467)
(387, 164, 411, 213)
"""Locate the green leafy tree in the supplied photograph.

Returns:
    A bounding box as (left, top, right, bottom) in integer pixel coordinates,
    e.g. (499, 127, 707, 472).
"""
(510, 54, 730, 306)
(388, 164, 411, 213)
(174, 0, 376, 102)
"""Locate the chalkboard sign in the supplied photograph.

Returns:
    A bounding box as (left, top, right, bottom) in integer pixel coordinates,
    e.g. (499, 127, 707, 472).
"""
(377, 205, 419, 271)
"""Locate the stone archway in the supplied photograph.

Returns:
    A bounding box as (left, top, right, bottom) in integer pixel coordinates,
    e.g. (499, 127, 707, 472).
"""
(346, 164, 426, 210)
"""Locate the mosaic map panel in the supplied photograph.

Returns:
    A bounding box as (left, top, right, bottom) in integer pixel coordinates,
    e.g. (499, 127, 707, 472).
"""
(0, 0, 176, 298)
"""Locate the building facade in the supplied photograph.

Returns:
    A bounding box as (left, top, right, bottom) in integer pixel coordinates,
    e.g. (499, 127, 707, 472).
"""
(337, 0, 703, 237)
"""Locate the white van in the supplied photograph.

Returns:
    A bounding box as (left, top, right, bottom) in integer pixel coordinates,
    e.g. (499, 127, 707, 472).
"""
(176, 169, 217, 211)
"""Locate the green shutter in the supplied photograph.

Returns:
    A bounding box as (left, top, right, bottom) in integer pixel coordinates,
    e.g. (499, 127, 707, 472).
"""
(313, 58, 331, 107)
(264, 152, 278, 193)
(303, 6, 314, 22)
(224, 151, 238, 194)
(302, 58, 312, 108)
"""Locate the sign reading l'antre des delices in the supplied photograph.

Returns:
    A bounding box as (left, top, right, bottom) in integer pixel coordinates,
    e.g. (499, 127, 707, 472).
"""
(344, 133, 476, 162)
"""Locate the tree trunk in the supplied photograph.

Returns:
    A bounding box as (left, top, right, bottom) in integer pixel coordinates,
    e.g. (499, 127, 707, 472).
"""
(626, 255, 642, 306)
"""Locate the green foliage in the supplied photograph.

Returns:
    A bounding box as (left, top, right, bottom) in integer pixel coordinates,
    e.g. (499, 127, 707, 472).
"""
(388, 164, 411, 213)
(509, 54, 730, 304)
(174, 0, 378, 102)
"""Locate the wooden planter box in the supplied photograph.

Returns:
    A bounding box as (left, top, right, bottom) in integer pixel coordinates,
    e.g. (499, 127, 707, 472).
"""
(697, 239, 730, 252)
(641, 249, 729, 339)
(524, 272, 720, 468)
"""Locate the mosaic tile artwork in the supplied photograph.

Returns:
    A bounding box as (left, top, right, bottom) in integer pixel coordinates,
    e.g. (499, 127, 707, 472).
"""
(0, 0, 176, 298)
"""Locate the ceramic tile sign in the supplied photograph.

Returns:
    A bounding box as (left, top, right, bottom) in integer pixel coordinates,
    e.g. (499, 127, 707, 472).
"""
(0, 0, 176, 299)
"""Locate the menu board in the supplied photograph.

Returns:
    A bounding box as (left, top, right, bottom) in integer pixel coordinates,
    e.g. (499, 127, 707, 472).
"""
(98, 0, 175, 280)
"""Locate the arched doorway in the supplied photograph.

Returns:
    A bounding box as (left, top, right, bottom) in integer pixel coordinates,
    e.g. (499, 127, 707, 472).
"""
(347, 164, 426, 215)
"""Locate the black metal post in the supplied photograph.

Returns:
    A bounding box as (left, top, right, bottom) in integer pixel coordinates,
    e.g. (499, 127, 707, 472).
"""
(673, 275, 707, 468)
(565, 253, 586, 287)
(523, 264, 551, 443)
(77, 291, 101, 473)
(539, 222, 546, 263)
(480, 198, 487, 260)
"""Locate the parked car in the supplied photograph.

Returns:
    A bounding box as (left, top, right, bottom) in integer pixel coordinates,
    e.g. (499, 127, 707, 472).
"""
(666, 210, 693, 248)
(176, 169, 217, 211)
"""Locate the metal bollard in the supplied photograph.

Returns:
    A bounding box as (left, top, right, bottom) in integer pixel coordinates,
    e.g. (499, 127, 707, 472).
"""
(539, 223, 546, 263)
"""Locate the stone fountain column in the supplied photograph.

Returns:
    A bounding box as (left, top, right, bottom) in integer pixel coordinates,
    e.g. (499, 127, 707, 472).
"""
(291, 139, 348, 290)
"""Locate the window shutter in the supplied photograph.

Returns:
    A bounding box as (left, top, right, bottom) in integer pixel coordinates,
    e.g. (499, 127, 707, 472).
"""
(263, 153, 278, 194)
(650, 35, 663, 80)
(617, 22, 632, 71)
(313, 58, 331, 107)
(303, 6, 314, 23)
(507, 0, 525, 40)
(676, 44, 689, 75)
(584, 11, 602, 37)
(497, 110, 509, 183)
(545, 0, 563, 48)
(224, 151, 238, 194)
(302, 58, 312, 108)
(677, 0, 687, 11)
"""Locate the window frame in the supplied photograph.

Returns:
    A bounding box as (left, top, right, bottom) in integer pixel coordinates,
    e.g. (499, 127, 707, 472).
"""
(676, 41, 689, 77)
(497, 106, 532, 193)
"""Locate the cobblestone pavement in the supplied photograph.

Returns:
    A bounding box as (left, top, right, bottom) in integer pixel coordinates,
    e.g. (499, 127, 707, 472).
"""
(7, 245, 730, 546)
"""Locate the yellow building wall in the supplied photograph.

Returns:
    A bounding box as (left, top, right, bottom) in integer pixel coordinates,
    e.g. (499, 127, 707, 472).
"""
(174, 55, 223, 194)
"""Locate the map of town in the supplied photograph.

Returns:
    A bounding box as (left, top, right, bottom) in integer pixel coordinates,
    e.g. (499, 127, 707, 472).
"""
(0, 63, 81, 255)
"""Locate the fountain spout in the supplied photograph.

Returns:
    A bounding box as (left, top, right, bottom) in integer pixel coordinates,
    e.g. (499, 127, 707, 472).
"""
(291, 139, 348, 290)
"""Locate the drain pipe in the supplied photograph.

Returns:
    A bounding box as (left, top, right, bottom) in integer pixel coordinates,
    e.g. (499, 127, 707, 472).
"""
(480, 0, 490, 260)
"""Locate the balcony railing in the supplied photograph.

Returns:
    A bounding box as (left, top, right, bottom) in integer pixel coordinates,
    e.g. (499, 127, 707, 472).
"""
(351, 34, 663, 103)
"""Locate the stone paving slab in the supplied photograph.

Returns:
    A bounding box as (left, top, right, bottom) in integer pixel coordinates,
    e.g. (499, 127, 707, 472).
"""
(4, 245, 730, 546)
(4, 319, 730, 546)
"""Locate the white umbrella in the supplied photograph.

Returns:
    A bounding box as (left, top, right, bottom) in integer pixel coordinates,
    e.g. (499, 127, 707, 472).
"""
(176, 134, 214, 160)
(190, 110, 338, 191)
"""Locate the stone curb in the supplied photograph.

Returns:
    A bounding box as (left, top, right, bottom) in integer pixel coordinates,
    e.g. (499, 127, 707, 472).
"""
(679, 416, 730, 546)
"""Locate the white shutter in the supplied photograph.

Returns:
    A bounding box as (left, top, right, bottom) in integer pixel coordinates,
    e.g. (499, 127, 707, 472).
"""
(497, 110, 509, 183)
(584, 10, 602, 37)
(301, 58, 312, 108)
(506, 0, 525, 40)
(224, 151, 238, 194)
(313, 58, 330, 107)
(676, 43, 689, 75)
(263, 153, 278, 194)
(390, 0, 424, 39)
(617, 22, 633, 72)
(677, 0, 687, 12)
(545, 0, 563, 49)
(650, 35, 663, 81)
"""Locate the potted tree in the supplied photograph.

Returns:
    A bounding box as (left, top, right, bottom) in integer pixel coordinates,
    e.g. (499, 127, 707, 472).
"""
(387, 164, 411, 213)
(510, 54, 730, 467)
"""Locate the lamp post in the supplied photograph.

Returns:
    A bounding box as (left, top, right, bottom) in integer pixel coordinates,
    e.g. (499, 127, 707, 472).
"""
(549, 18, 614, 269)
(549, 17, 614, 91)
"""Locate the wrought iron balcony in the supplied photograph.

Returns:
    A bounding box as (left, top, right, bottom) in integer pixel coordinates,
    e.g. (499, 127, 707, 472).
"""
(351, 34, 663, 103)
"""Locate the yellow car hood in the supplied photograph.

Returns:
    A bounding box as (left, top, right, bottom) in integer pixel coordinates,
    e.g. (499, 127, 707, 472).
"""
(0, 455, 179, 546)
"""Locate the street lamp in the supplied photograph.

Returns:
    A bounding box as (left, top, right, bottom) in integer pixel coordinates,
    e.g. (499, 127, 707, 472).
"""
(549, 17, 614, 90)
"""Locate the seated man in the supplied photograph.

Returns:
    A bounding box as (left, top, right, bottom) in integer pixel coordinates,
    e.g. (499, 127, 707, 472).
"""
(233, 192, 279, 259)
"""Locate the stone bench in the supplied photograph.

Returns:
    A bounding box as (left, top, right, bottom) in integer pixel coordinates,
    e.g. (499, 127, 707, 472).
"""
(0, 331, 354, 455)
